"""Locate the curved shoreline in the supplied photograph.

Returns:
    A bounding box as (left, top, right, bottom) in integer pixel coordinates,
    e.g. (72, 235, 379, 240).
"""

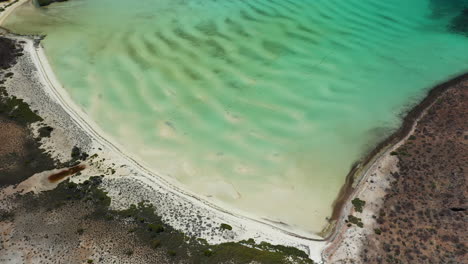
(0, 0, 327, 243)
(0, 2, 328, 261)
(325, 72, 468, 241)
(23, 21, 468, 249)
(2, 0, 468, 261)
(32, 36, 326, 241)
(0, 31, 325, 259)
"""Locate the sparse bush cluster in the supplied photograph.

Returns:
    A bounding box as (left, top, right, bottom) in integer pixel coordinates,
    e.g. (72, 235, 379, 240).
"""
(351, 198, 366, 213)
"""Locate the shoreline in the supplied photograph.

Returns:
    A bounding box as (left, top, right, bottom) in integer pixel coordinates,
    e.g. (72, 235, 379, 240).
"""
(324, 70, 467, 262)
(1, 0, 467, 262)
(31, 35, 327, 243)
(0, 0, 326, 243)
(325, 72, 468, 240)
(0, 32, 325, 260)
(0, 1, 326, 261)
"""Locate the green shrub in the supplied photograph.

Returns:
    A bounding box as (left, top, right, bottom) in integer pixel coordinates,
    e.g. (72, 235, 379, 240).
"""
(151, 239, 161, 249)
(351, 198, 366, 213)
(347, 215, 364, 228)
(374, 228, 382, 235)
(203, 249, 213, 257)
(220, 223, 233, 231)
(147, 224, 164, 233)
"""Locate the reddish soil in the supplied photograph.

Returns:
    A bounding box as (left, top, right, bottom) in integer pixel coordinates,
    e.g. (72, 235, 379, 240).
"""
(358, 78, 467, 263)
(48, 164, 86, 182)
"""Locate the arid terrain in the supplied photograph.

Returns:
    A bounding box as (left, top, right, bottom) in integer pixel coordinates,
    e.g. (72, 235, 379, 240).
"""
(358, 77, 467, 263)
(326, 76, 467, 263)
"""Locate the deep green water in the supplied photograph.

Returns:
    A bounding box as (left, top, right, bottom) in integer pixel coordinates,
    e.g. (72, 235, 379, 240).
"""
(5, 0, 468, 234)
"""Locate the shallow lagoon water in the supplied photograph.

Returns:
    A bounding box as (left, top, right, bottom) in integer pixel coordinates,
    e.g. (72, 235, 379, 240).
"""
(5, 0, 468, 234)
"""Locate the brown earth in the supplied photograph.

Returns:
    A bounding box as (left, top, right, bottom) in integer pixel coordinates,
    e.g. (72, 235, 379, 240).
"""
(358, 78, 467, 263)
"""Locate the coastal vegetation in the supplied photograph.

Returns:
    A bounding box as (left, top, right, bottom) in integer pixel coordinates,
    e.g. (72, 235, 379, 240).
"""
(355, 76, 468, 263)
(220, 223, 233, 231)
(37, 177, 315, 263)
(6, 0, 468, 234)
(351, 198, 366, 213)
(2, 0, 468, 262)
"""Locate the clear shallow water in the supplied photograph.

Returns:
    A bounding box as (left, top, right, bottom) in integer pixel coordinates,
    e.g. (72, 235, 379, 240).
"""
(5, 0, 468, 234)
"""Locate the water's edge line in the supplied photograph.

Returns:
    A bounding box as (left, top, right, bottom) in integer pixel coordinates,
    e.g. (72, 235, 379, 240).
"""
(0, 0, 329, 243)
(3, 0, 468, 253)
(324, 72, 468, 242)
(28, 29, 468, 245)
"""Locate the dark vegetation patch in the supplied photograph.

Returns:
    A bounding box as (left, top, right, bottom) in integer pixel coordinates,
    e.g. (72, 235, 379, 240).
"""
(0, 86, 43, 125)
(71, 145, 89, 162)
(220, 223, 233, 231)
(345, 215, 363, 228)
(0, 39, 57, 185)
(26, 177, 315, 264)
(36, 0, 70, 7)
(351, 198, 366, 213)
(38, 125, 53, 137)
(0, 37, 23, 70)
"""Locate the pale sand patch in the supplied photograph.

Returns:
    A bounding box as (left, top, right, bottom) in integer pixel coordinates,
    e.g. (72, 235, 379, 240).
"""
(0, 164, 88, 198)
(1, 5, 327, 262)
(323, 154, 398, 262)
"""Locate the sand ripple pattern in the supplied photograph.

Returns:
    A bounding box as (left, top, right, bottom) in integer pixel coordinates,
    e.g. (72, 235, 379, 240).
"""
(5, 0, 468, 233)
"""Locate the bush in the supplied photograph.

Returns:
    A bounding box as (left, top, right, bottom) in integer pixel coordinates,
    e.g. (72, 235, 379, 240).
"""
(151, 239, 161, 249)
(203, 249, 213, 257)
(347, 215, 364, 228)
(374, 228, 382, 235)
(147, 224, 164, 233)
(351, 198, 366, 213)
(220, 223, 233, 231)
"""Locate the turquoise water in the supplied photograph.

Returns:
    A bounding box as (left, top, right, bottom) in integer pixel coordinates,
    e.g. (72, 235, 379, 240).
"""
(5, 0, 468, 234)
